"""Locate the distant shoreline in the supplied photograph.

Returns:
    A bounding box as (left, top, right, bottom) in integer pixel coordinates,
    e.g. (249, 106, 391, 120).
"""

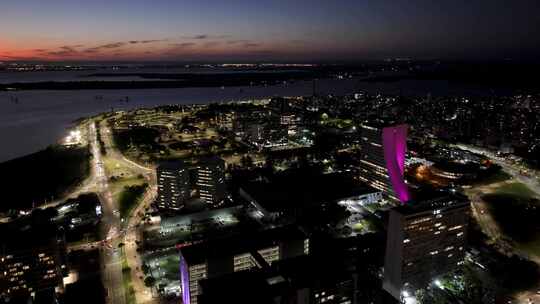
(0, 71, 321, 91)
(2, 71, 540, 92)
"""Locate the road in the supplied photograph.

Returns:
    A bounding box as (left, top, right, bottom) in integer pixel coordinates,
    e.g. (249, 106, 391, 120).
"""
(89, 121, 126, 304)
(97, 118, 158, 304)
(125, 186, 158, 304)
(455, 144, 540, 197)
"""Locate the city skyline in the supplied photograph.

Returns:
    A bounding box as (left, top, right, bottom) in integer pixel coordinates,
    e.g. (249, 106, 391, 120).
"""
(1, 2, 540, 304)
(2, 0, 540, 61)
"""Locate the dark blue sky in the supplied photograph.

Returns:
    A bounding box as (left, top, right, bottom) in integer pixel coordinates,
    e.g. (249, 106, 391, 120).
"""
(1, 0, 539, 61)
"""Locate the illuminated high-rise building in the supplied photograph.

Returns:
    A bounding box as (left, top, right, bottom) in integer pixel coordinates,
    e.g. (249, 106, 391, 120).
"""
(358, 123, 410, 203)
(157, 161, 191, 211)
(195, 157, 226, 207)
(383, 193, 470, 300)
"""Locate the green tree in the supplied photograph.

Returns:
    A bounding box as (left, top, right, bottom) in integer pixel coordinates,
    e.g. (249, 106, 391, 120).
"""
(144, 276, 156, 288)
(141, 263, 150, 275)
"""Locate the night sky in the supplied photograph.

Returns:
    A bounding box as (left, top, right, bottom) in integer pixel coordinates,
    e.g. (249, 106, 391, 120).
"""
(1, 0, 540, 61)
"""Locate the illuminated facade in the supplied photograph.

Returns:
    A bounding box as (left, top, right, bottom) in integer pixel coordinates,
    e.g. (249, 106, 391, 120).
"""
(383, 194, 470, 299)
(280, 113, 301, 135)
(179, 227, 309, 304)
(157, 161, 190, 211)
(195, 157, 227, 206)
(0, 233, 66, 298)
(197, 252, 356, 304)
(359, 124, 410, 203)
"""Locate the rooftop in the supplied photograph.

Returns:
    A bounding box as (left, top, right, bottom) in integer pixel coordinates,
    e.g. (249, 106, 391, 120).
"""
(197, 156, 225, 167)
(157, 160, 187, 171)
(0, 213, 63, 253)
(199, 253, 352, 304)
(393, 190, 470, 216)
(199, 269, 284, 304)
(180, 225, 306, 265)
(241, 170, 378, 212)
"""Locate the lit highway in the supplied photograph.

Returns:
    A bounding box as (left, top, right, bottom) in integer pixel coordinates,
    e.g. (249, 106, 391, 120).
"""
(455, 144, 540, 197)
(96, 118, 158, 304)
(89, 121, 126, 304)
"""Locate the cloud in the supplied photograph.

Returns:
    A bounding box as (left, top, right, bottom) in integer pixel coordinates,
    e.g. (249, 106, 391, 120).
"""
(83, 42, 126, 54)
(243, 42, 260, 48)
(203, 41, 220, 48)
(248, 50, 276, 55)
(226, 39, 250, 45)
(60, 45, 77, 52)
(289, 39, 306, 44)
(84, 39, 165, 53)
(46, 45, 85, 56)
(129, 39, 166, 44)
(0, 54, 43, 61)
(182, 34, 230, 40)
(225, 40, 261, 48)
(82, 48, 99, 54)
(170, 42, 196, 48)
(99, 42, 126, 49)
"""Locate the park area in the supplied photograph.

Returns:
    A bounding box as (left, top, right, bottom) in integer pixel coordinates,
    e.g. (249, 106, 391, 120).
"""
(110, 109, 243, 164)
(0, 145, 90, 213)
(142, 251, 181, 298)
(102, 156, 148, 219)
(482, 182, 540, 258)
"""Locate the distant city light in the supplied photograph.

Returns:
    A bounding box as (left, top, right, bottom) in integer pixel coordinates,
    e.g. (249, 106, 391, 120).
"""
(64, 129, 82, 146)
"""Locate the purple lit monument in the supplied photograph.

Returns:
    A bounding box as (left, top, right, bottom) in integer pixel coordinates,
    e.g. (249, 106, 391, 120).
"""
(382, 124, 410, 203)
(180, 255, 191, 304)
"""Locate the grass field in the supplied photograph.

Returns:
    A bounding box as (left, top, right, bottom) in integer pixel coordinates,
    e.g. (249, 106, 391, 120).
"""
(474, 170, 512, 185)
(121, 253, 136, 304)
(122, 251, 137, 304)
(101, 154, 147, 219)
(483, 182, 540, 258)
(159, 255, 180, 281)
(118, 183, 148, 219)
(493, 182, 537, 199)
(110, 176, 146, 202)
(0, 145, 90, 212)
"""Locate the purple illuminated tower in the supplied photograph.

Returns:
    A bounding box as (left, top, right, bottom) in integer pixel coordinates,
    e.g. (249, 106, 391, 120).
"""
(359, 123, 410, 203)
(180, 255, 191, 304)
(382, 125, 410, 203)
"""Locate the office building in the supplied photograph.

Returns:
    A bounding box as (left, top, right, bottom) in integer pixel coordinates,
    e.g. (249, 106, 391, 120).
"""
(180, 226, 309, 304)
(157, 161, 191, 211)
(358, 123, 410, 203)
(383, 193, 470, 300)
(198, 253, 356, 304)
(0, 222, 67, 299)
(280, 113, 301, 136)
(195, 157, 227, 206)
